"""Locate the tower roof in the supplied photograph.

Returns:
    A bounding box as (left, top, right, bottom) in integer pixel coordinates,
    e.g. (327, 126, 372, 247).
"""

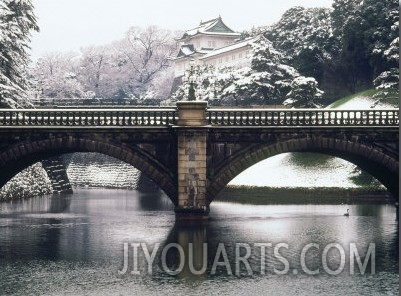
(177, 16, 241, 41)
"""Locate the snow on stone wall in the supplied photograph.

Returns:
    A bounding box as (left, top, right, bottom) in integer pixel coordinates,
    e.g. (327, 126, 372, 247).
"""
(0, 162, 53, 201)
(65, 153, 143, 189)
(0, 152, 158, 201)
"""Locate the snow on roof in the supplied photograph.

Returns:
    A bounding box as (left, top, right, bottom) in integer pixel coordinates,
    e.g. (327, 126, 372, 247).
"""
(177, 16, 241, 40)
(175, 44, 214, 59)
(179, 44, 195, 56)
(199, 37, 258, 60)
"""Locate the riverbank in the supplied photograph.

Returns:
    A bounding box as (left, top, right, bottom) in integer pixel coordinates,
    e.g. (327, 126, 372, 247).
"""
(216, 186, 394, 205)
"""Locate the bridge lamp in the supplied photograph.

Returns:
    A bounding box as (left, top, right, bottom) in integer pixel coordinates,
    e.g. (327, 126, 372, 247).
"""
(184, 59, 201, 101)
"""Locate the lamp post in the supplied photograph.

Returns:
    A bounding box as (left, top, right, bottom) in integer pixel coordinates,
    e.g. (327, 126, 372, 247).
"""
(185, 59, 199, 101)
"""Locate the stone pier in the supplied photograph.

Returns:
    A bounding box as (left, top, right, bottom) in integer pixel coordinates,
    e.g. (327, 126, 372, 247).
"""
(175, 101, 209, 220)
(41, 156, 73, 194)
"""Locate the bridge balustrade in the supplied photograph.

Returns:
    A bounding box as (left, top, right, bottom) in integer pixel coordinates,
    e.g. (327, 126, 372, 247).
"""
(0, 108, 398, 127)
(206, 109, 399, 127)
(0, 108, 178, 127)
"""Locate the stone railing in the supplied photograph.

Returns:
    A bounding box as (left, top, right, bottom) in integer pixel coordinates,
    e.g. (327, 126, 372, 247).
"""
(206, 109, 399, 127)
(0, 108, 178, 127)
(0, 107, 398, 128)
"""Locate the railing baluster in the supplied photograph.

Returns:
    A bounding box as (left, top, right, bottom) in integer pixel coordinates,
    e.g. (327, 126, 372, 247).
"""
(140, 112, 145, 126)
(78, 111, 82, 126)
(90, 111, 94, 125)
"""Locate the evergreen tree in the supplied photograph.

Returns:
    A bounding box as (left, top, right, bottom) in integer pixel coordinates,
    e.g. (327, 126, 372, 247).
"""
(331, 0, 399, 93)
(264, 6, 336, 84)
(244, 37, 299, 103)
(171, 37, 320, 107)
(331, 0, 359, 39)
(283, 76, 324, 108)
(361, 0, 399, 78)
(0, 0, 39, 107)
(371, 1, 399, 103)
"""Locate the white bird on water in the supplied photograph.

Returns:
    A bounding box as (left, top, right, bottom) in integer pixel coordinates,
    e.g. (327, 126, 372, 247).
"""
(344, 209, 350, 216)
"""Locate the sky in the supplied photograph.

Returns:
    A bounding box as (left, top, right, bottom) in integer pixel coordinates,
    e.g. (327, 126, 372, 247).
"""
(30, 0, 333, 59)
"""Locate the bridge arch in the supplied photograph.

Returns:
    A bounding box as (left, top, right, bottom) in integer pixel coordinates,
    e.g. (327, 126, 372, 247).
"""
(0, 136, 178, 204)
(207, 136, 399, 204)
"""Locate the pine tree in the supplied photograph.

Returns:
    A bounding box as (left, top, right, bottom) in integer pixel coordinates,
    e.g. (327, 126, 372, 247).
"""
(331, 0, 399, 93)
(331, 0, 359, 39)
(371, 0, 399, 104)
(284, 76, 324, 108)
(247, 37, 299, 103)
(264, 6, 336, 83)
(0, 0, 39, 107)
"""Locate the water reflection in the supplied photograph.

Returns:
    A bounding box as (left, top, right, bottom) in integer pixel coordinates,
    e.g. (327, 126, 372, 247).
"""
(161, 221, 209, 282)
(161, 202, 398, 279)
(138, 190, 175, 211)
(0, 189, 398, 295)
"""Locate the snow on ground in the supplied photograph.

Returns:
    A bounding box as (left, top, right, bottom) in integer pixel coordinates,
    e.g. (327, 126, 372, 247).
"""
(328, 93, 396, 109)
(229, 153, 359, 188)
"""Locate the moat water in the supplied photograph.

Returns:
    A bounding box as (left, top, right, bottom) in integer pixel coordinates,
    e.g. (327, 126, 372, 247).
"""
(0, 188, 398, 295)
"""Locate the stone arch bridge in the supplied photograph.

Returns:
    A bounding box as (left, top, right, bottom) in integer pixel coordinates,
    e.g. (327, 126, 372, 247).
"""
(0, 102, 398, 219)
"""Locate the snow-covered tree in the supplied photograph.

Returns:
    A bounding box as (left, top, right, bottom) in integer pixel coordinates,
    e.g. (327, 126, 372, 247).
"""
(284, 76, 324, 108)
(170, 37, 322, 107)
(111, 26, 177, 100)
(32, 26, 177, 103)
(32, 52, 83, 98)
(373, 68, 399, 92)
(372, 38, 399, 103)
(330, 0, 399, 93)
(371, 2, 399, 103)
(264, 7, 336, 83)
(362, 0, 399, 78)
(266, 7, 336, 61)
(331, 0, 359, 39)
(148, 67, 175, 101)
(202, 36, 300, 105)
(79, 45, 113, 98)
(257, 1, 399, 100)
(0, 0, 39, 107)
(247, 37, 299, 103)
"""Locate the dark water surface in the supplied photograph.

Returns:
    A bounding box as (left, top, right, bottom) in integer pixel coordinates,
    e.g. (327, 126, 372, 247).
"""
(0, 189, 398, 295)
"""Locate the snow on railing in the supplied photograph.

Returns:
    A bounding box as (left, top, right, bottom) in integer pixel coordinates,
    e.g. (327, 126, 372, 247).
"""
(206, 109, 399, 127)
(0, 108, 178, 127)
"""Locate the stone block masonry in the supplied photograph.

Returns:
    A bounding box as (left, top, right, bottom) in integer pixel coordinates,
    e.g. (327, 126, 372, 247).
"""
(175, 101, 209, 220)
(41, 156, 73, 194)
(177, 130, 207, 207)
